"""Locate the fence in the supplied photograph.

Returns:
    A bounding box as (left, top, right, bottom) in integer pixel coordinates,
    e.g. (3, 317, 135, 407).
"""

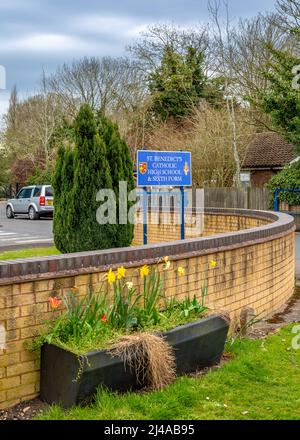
(203, 187, 270, 210)
(143, 187, 270, 212)
(203, 188, 300, 230)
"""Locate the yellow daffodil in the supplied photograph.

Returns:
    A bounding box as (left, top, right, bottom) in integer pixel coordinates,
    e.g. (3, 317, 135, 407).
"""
(164, 260, 171, 270)
(107, 268, 116, 285)
(210, 260, 217, 268)
(140, 265, 149, 278)
(126, 281, 134, 290)
(117, 266, 126, 280)
(163, 256, 171, 270)
(177, 267, 185, 276)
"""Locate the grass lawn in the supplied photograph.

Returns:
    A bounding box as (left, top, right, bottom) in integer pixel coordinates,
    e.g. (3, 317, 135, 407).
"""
(37, 325, 300, 420)
(0, 246, 60, 260)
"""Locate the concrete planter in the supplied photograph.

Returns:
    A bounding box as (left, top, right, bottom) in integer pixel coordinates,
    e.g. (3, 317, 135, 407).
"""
(40, 315, 229, 408)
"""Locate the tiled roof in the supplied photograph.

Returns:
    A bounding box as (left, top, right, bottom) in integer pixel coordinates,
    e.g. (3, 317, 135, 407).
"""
(242, 132, 297, 169)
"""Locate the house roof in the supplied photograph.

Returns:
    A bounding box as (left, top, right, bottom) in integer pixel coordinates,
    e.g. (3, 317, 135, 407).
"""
(242, 132, 297, 169)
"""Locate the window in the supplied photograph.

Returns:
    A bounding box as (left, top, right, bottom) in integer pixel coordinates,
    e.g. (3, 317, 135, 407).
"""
(240, 172, 251, 187)
(33, 187, 42, 197)
(19, 188, 33, 199)
(45, 186, 53, 197)
(17, 189, 24, 199)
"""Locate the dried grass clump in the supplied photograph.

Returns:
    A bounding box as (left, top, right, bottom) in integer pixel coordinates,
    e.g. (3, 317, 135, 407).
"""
(109, 333, 176, 390)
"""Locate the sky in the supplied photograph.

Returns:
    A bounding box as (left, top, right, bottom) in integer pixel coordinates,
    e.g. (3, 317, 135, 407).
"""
(0, 0, 277, 115)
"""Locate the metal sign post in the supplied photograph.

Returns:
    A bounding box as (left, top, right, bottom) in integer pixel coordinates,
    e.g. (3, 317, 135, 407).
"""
(143, 187, 148, 245)
(137, 150, 192, 245)
(274, 189, 279, 212)
(274, 188, 300, 212)
(180, 186, 185, 240)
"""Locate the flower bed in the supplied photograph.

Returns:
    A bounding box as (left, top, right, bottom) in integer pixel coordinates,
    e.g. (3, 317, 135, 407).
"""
(31, 258, 229, 408)
(40, 316, 229, 408)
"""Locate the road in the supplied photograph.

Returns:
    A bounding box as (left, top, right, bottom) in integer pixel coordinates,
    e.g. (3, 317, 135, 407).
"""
(0, 202, 53, 251)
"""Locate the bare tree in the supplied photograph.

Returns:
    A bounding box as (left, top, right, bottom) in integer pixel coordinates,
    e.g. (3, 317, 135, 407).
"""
(229, 13, 288, 99)
(6, 85, 18, 130)
(276, 0, 300, 32)
(46, 56, 147, 117)
(208, 0, 242, 187)
(2, 84, 63, 167)
(145, 103, 254, 187)
(36, 71, 64, 160)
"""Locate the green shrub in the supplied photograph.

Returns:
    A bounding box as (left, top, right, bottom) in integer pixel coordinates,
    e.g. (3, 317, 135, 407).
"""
(266, 160, 300, 206)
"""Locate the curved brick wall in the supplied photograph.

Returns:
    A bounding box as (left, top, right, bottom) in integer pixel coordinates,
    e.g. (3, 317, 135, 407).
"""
(133, 208, 271, 244)
(0, 208, 295, 409)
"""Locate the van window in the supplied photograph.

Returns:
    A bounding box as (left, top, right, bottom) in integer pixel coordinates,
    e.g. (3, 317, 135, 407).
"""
(45, 187, 53, 197)
(18, 188, 33, 199)
(33, 187, 42, 197)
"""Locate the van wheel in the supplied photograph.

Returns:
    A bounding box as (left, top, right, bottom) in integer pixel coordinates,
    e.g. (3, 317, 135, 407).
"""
(29, 206, 39, 220)
(6, 206, 14, 219)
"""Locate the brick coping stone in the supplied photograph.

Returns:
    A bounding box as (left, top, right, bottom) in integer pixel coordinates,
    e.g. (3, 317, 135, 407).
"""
(0, 208, 295, 285)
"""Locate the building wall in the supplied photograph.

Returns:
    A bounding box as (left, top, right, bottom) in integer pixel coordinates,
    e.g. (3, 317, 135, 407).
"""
(250, 170, 278, 187)
(0, 209, 295, 409)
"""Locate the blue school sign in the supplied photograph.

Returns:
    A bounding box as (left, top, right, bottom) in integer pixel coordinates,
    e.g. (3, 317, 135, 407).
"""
(137, 150, 192, 245)
(137, 150, 192, 187)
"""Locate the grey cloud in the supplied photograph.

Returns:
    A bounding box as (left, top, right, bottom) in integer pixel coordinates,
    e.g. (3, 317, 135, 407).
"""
(0, 0, 276, 99)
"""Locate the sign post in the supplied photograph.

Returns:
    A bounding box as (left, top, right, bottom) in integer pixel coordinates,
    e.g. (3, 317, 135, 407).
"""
(180, 186, 185, 240)
(137, 150, 192, 245)
(143, 187, 148, 245)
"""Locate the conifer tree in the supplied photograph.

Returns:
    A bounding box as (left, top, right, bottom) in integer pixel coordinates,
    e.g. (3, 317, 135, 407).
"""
(53, 146, 75, 253)
(53, 145, 64, 252)
(53, 105, 135, 253)
(97, 113, 135, 247)
(53, 105, 114, 252)
(149, 45, 206, 121)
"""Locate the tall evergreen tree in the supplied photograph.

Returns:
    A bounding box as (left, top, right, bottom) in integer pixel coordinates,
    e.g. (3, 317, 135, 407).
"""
(70, 105, 115, 252)
(53, 105, 134, 253)
(53, 105, 112, 252)
(97, 112, 135, 247)
(148, 45, 206, 121)
(53, 145, 67, 253)
(60, 148, 75, 252)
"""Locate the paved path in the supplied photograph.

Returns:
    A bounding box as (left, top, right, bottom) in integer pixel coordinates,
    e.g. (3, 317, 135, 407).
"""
(249, 283, 300, 338)
(0, 202, 53, 251)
